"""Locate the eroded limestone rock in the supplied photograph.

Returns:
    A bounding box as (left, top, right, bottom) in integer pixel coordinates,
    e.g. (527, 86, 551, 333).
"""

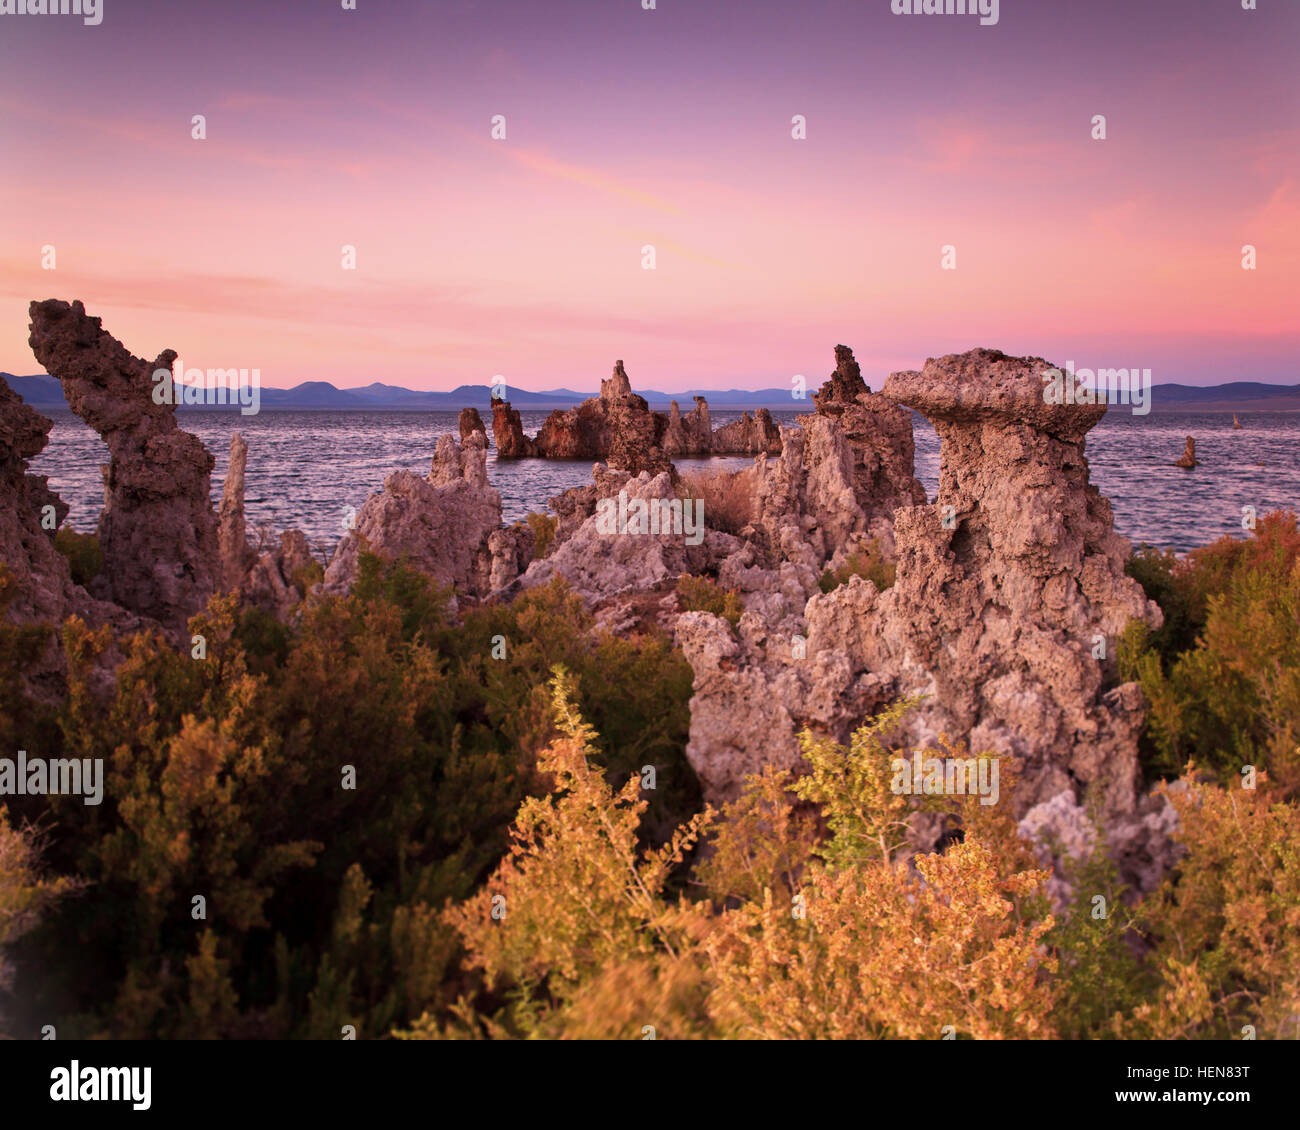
(218, 433, 256, 592)
(27, 299, 219, 629)
(811, 344, 926, 538)
(712, 408, 782, 456)
(677, 347, 1166, 887)
(491, 398, 537, 458)
(517, 468, 740, 605)
(322, 431, 504, 603)
(459, 406, 487, 442)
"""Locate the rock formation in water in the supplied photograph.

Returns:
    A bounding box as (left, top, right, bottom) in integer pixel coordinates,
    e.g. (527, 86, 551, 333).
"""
(662, 397, 713, 456)
(490, 397, 538, 458)
(493, 361, 788, 465)
(1233, 413, 1242, 430)
(712, 408, 782, 456)
(677, 347, 1167, 887)
(322, 430, 518, 602)
(458, 406, 487, 442)
(27, 299, 219, 630)
(1174, 436, 1197, 468)
(218, 433, 256, 592)
(532, 361, 669, 473)
(812, 345, 927, 543)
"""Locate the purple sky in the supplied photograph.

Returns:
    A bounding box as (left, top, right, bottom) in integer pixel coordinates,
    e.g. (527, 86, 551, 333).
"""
(1, 0, 1296, 391)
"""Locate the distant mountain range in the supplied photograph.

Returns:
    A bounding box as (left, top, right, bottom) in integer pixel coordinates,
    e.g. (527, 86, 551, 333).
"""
(5, 373, 1299, 413)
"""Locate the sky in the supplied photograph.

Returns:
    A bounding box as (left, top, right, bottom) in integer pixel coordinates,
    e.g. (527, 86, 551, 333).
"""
(0, 0, 1297, 393)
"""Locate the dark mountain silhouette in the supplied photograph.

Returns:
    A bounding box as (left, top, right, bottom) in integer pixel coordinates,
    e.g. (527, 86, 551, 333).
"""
(5, 372, 1299, 413)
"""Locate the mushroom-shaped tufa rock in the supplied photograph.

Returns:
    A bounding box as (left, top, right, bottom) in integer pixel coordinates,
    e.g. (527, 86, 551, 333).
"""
(677, 348, 1167, 890)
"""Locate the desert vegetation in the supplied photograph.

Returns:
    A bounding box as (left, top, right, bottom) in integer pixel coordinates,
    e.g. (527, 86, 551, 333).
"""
(3, 517, 1299, 1039)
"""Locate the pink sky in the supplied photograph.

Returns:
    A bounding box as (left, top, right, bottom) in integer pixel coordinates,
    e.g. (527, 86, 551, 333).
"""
(1, 0, 1296, 391)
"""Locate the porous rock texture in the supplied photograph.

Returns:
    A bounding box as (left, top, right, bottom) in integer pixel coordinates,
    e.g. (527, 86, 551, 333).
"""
(661, 398, 712, 456)
(218, 433, 256, 592)
(711, 408, 782, 456)
(0, 374, 143, 702)
(245, 529, 318, 619)
(458, 406, 487, 442)
(678, 347, 1169, 888)
(517, 465, 740, 607)
(673, 412, 891, 800)
(0, 378, 70, 629)
(27, 299, 219, 630)
(322, 430, 522, 602)
(491, 397, 537, 457)
(811, 344, 927, 547)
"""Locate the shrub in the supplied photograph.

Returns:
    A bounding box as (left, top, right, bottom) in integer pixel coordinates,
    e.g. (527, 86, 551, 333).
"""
(524, 512, 557, 559)
(676, 573, 742, 624)
(430, 690, 1059, 1041)
(1122, 773, 1300, 1039)
(0, 813, 80, 1036)
(53, 526, 101, 587)
(818, 540, 895, 593)
(1120, 512, 1300, 790)
(678, 470, 753, 537)
(11, 555, 697, 1039)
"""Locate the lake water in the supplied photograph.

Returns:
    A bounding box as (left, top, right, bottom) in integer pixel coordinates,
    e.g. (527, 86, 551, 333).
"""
(31, 408, 1300, 556)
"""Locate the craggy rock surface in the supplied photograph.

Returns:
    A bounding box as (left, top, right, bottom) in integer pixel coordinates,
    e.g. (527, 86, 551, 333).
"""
(458, 406, 487, 442)
(28, 299, 219, 629)
(745, 415, 869, 573)
(517, 467, 740, 606)
(678, 348, 1166, 887)
(0, 378, 70, 630)
(495, 362, 787, 466)
(491, 398, 537, 457)
(218, 433, 256, 592)
(812, 345, 926, 539)
(322, 431, 509, 602)
(533, 361, 670, 474)
(711, 408, 782, 456)
(1174, 436, 1197, 468)
(0, 374, 143, 701)
(246, 529, 316, 618)
(662, 398, 712, 456)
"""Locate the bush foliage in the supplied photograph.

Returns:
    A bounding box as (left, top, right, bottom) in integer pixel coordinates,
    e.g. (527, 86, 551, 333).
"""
(3, 513, 1299, 1040)
(1122, 511, 1300, 791)
(0, 558, 696, 1038)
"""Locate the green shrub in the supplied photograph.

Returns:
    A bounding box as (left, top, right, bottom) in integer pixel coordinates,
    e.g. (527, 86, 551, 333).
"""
(524, 512, 557, 559)
(677, 574, 742, 625)
(818, 540, 895, 594)
(1121, 512, 1300, 789)
(53, 526, 101, 587)
(9, 554, 697, 1039)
